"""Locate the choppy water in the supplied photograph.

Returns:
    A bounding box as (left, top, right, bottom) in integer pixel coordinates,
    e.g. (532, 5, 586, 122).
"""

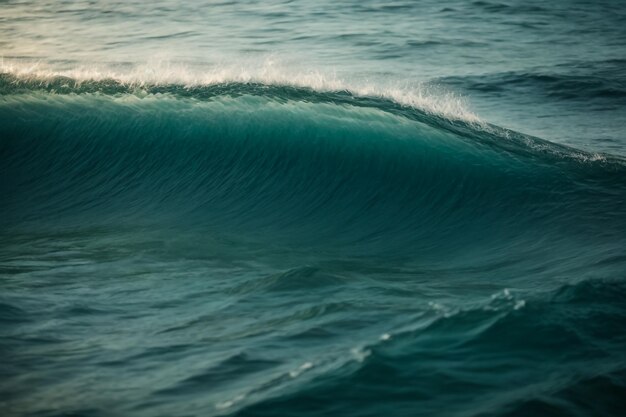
(1, 1, 626, 417)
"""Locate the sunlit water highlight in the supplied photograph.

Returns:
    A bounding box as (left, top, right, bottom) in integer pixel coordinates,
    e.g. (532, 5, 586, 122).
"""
(1, 1, 626, 417)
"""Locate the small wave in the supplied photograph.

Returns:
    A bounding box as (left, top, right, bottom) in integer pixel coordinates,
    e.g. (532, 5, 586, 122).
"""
(0, 301, 30, 323)
(552, 278, 626, 304)
(440, 70, 626, 102)
(232, 279, 626, 417)
(231, 267, 347, 294)
(155, 352, 281, 396)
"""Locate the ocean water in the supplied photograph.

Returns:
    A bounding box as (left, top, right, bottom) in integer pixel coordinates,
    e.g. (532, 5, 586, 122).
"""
(1, 1, 626, 416)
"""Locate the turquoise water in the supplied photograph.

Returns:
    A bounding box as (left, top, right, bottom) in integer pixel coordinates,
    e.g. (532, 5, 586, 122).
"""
(1, 1, 626, 416)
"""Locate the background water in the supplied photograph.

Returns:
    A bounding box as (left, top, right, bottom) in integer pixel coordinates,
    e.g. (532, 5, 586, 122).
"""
(1, 1, 626, 417)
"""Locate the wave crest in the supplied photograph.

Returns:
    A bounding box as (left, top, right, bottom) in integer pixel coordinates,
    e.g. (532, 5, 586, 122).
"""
(0, 58, 481, 122)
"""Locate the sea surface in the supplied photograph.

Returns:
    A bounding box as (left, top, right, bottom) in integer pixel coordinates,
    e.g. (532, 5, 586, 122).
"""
(1, 1, 626, 416)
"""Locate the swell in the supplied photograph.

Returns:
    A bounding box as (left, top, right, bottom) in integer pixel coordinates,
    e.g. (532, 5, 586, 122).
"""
(231, 279, 626, 417)
(1, 74, 625, 257)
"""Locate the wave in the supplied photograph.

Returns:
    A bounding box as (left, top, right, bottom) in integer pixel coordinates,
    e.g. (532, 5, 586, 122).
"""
(229, 278, 626, 417)
(1, 71, 625, 257)
(439, 69, 626, 102)
(0, 60, 479, 121)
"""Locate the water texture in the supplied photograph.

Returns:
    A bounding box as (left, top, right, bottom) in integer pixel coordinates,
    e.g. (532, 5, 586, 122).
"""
(1, 1, 625, 416)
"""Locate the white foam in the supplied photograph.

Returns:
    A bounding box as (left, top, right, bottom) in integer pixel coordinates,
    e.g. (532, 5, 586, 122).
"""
(289, 361, 314, 378)
(0, 57, 482, 123)
(486, 288, 527, 312)
(428, 301, 454, 318)
(350, 347, 371, 363)
(215, 393, 246, 410)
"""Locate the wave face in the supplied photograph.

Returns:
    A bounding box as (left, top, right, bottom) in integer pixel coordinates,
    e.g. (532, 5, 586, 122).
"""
(2, 76, 624, 249)
(1, 77, 626, 417)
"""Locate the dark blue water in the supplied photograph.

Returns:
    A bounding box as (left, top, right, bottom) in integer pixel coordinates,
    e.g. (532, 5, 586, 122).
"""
(1, 1, 626, 416)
